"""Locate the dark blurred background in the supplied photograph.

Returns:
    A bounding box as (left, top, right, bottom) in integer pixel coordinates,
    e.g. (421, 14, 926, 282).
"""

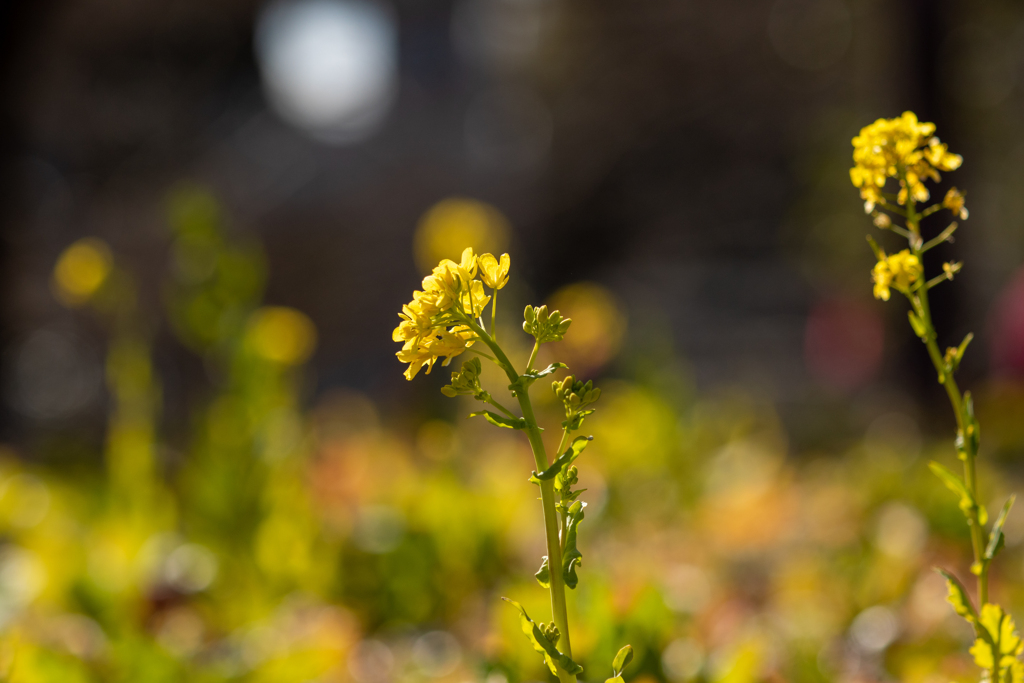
(1, 0, 1023, 449)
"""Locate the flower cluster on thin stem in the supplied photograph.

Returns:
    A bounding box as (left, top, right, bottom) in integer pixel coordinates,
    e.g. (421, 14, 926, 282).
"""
(393, 248, 633, 683)
(851, 113, 1021, 683)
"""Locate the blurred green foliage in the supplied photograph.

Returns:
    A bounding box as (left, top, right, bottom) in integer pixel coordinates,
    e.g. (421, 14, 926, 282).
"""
(1, 187, 1023, 683)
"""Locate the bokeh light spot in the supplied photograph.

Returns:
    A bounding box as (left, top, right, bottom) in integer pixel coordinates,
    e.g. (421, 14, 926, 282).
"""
(256, 0, 398, 143)
(52, 238, 113, 307)
(247, 306, 318, 365)
(413, 198, 510, 274)
(545, 282, 625, 374)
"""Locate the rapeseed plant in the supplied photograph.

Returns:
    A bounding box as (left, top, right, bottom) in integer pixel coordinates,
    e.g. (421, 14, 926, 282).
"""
(394, 249, 632, 683)
(852, 112, 1022, 683)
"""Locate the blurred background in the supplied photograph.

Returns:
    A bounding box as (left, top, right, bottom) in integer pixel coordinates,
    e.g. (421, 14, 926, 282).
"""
(0, 0, 1024, 680)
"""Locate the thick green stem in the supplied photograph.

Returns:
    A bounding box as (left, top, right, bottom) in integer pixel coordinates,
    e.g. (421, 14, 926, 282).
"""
(460, 317, 577, 683)
(908, 206, 988, 607)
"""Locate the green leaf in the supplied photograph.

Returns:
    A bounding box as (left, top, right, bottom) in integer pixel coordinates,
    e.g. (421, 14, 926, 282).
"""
(502, 598, 584, 677)
(562, 500, 586, 589)
(866, 235, 884, 260)
(937, 567, 978, 624)
(986, 495, 1016, 562)
(951, 333, 974, 372)
(612, 645, 634, 677)
(929, 461, 976, 518)
(522, 363, 568, 381)
(529, 436, 592, 484)
(908, 310, 927, 339)
(469, 411, 525, 430)
(971, 603, 1022, 674)
(535, 556, 550, 588)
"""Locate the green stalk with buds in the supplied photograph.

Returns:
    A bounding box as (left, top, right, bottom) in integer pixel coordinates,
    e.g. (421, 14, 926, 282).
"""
(393, 248, 632, 683)
(851, 112, 1023, 683)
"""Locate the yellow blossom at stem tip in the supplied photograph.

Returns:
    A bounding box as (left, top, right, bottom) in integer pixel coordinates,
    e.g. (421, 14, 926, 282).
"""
(850, 111, 962, 212)
(395, 246, 503, 380)
(479, 253, 510, 290)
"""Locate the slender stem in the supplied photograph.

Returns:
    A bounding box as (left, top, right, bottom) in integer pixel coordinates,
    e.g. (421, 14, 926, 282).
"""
(458, 316, 576, 683)
(484, 396, 517, 419)
(491, 289, 498, 341)
(466, 347, 498, 363)
(906, 204, 988, 607)
(527, 340, 540, 373)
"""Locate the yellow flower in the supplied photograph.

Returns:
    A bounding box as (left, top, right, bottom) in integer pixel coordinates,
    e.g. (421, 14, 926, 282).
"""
(872, 249, 922, 301)
(850, 111, 961, 212)
(478, 253, 510, 289)
(943, 187, 969, 219)
(395, 249, 488, 380)
(396, 326, 475, 380)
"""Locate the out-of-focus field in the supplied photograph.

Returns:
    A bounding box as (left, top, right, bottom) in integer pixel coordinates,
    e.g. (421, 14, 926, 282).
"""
(1, 188, 1024, 683)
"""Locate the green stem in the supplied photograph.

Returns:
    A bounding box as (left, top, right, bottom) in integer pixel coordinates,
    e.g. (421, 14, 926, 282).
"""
(491, 288, 498, 342)
(459, 316, 577, 683)
(527, 340, 540, 373)
(907, 205, 988, 607)
(466, 347, 498, 363)
(485, 396, 517, 419)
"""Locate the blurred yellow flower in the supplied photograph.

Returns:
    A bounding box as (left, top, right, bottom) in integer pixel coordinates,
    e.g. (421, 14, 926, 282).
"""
(52, 238, 113, 307)
(479, 253, 510, 290)
(413, 197, 509, 274)
(943, 187, 969, 220)
(872, 250, 922, 301)
(850, 111, 961, 212)
(247, 306, 318, 365)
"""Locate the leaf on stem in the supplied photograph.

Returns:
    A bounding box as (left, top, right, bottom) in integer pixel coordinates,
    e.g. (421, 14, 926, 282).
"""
(929, 461, 978, 519)
(969, 603, 1022, 677)
(611, 645, 633, 677)
(529, 436, 592, 484)
(535, 556, 550, 588)
(502, 598, 584, 677)
(469, 411, 526, 430)
(937, 567, 978, 625)
(908, 311, 927, 339)
(562, 500, 586, 589)
(985, 495, 1016, 562)
(522, 363, 569, 381)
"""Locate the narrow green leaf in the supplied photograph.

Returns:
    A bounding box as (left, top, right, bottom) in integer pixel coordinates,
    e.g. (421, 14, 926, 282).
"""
(535, 556, 550, 588)
(929, 460, 976, 517)
(985, 495, 1016, 562)
(562, 500, 586, 589)
(952, 332, 974, 371)
(612, 644, 634, 677)
(866, 235, 884, 260)
(522, 363, 568, 381)
(908, 311, 927, 338)
(529, 436, 592, 484)
(502, 598, 584, 676)
(469, 411, 525, 430)
(937, 567, 978, 624)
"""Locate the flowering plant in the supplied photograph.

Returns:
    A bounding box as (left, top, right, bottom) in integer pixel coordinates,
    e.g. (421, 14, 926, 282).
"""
(394, 249, 632, 683)
(851, 113, 1022, 683)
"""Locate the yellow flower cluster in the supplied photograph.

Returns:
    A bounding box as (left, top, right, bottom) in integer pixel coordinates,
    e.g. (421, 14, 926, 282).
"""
(393, 248, 510, 380)
(872, 249, 922, 301)
(850, 111, 962, 212)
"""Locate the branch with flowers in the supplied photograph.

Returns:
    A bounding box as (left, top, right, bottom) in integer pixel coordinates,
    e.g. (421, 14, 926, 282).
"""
(393, 249, 632, 683)
(851, 112, 1022, 683)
